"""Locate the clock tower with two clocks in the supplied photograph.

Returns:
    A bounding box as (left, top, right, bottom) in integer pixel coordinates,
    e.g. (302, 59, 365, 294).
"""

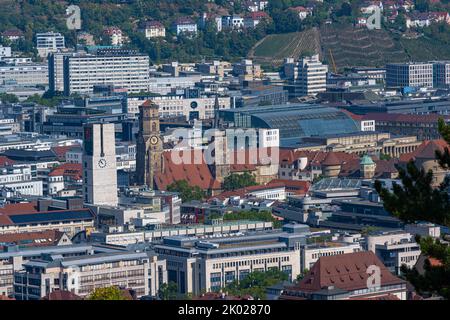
(136, 100, 163, 188)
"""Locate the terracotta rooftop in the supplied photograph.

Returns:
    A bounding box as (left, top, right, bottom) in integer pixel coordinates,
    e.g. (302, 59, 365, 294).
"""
(0, 230, 67, 249)
(41, 290, 82, 300)
(400, 139, 449, 162)
(48, 163, 83, 180)
(322, 152, 342, 166)
(285, 251, 405, 293)
(155, 150, 221, 191)
(0, 202, 38, 215)
(0, 156, 15, 167)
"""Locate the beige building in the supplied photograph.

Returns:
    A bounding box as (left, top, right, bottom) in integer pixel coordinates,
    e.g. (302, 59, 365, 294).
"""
(301, 242, 361, 272)
(13, 250, 166, 299)
(141, 21, 166, 39)
(82, 123, 118, 206)
(154, 233, 301, 296)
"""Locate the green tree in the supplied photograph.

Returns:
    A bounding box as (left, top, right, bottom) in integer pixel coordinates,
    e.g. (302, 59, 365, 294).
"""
(375, 117, 450, 298)
(225, 269, 289, 299)
(158, 282, 178, 300)
(87, 286, 131, 300)
(167, 180, 205, 202)
(222, 172, 258, 191)
(0, 93, 19, 104)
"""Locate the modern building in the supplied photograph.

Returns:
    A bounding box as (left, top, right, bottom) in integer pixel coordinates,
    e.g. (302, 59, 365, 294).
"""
(0, 63, 49, 86)
(36, 32, 65, 58)
(385, 62, 433, 88)
(366, 230, 421, 275)
(301, 242, 361, 272)
(284, 55, 328, 97)
(432, 61, 450, 88)
(61, 50, 150, 95)
(48, 51, 75, 93)
(219, 104, 360, 147)
(13, 249, 166, 299)
(154, 231, 304, 296)
(0, 166, 43, 196)
(82, 123, 118, 206)
(0, 46, 12, 59)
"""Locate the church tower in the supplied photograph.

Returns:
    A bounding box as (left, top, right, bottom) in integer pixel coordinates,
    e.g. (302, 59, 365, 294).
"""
(136, 100, 163, 188)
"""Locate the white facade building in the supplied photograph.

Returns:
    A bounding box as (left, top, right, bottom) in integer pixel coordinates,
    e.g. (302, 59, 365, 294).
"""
(82, 123, 118, 206)
(386, 62, 433, 88)
(0, 64, 48, 86)
(284, 55, 328, 96)
(301, 242, 361, 272)
(36, 32, 65, 58)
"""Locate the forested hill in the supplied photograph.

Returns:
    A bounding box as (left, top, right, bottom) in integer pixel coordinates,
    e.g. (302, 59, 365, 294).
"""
(2, 0, 450, 67)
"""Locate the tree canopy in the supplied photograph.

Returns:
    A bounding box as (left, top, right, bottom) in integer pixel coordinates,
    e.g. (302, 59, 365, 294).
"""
(87, 286, 131, 300)
(167, 180, 205, 202)
(222, 172, 258, 191)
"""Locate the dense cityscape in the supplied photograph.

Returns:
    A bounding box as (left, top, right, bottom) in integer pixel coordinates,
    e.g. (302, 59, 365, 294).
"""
(0, 0, 449, 305)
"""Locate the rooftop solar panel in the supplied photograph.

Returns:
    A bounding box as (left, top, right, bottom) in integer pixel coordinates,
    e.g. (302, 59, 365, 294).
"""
(8, 210, 94, 225)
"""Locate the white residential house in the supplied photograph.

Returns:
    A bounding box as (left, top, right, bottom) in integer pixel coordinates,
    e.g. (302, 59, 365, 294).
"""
(140, 21, 166, 39)
(172, 17, 198, 36)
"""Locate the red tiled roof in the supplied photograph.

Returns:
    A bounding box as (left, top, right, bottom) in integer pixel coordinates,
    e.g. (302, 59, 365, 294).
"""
(322, 152, 341, 166)
(400, 139, 449, 162)
(287, 251, 405, 293)
(155, 151, 221, 191)
(48, 163, 82, 180)
(51, 145, 80, 160)
(41, 290, 82, 300)
(0, 230, 66, 249)
(0, 295, 15, 300)
(0, 156, 15, 167)
(0, 202, 38, 215)
(246, 11, 269, 20)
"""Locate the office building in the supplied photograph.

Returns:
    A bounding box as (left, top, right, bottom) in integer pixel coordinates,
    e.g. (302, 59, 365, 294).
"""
(62, 50, 150, 95)
(48, 51, 74, 93)
(385, 62, 433, 88)
(154, 229, 306, 295)
(12, 247, 166, 300)
(432, 61, 450, 88)
(82, 123, 118, 206)
(0, 63, 48, 86)
(366, 230, 421, 275)
(36, 32, 65, 58)
(284, 55, 328, 97)
(301, 242, 361, 272)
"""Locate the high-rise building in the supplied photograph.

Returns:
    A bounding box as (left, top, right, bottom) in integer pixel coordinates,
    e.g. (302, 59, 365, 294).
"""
(36, 32, 65, 58)
(48, 51, 74, 93)
(385, 62, 433, 88)
(82, 123, 118, 206)
(61, 50, 150, 95)
(284, 55, 328, 97)
(136, 100, 163, 188)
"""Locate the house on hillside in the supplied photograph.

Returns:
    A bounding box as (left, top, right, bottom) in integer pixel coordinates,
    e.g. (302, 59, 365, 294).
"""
(289, 6, 313, 20)
(140, 20, 166, 39)
(172, 17, 198, 36)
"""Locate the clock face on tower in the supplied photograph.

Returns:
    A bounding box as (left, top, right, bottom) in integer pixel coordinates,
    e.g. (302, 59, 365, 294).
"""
(150, 136, 159, 145)
(98, 158, 107, 168)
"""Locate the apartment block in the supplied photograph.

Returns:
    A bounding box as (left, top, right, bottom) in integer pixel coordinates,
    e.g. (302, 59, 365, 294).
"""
(284, 55, 328, 96)
(62, 50, 150, 95)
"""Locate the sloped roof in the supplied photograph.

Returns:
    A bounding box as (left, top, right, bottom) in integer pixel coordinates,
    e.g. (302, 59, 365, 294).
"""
(288, 251, 405, 293)
(322, 152, 342, 166)
(155, 151, 221, 191)
(0, 156, 15, 167)
(41, 290, 82, 300)
(400, 139, 449, 162)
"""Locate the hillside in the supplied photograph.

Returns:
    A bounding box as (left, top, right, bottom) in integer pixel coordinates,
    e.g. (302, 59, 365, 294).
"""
(248, 28, 321, 67)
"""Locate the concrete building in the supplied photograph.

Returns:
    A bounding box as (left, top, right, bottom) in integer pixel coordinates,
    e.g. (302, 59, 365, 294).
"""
(0, 63, 48, 86)
(385, 62, 433, 88)
(284, 55, 328, 97)
(432, 61, 450, 88)
(36, 32, 65, 58)
(82, 123, 118, 206)
(13, 249, 166, 299)
(0, 166, 43, 196)
(0, 46, 12, 59)
(61, 50, 150, 95)
(48, 51, 75, 93)
(301, 242, 361, 272)
(232, 59, 262, 81)
(366, 230, 421, 275)
(154, 231, 303, 296)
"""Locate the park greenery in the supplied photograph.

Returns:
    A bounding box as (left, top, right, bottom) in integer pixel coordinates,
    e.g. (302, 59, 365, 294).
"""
(223, 269, 289, 299)
(222, 172, 258, 191)
(167, 180, 205, 202)
(87, 286, 131, 300)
